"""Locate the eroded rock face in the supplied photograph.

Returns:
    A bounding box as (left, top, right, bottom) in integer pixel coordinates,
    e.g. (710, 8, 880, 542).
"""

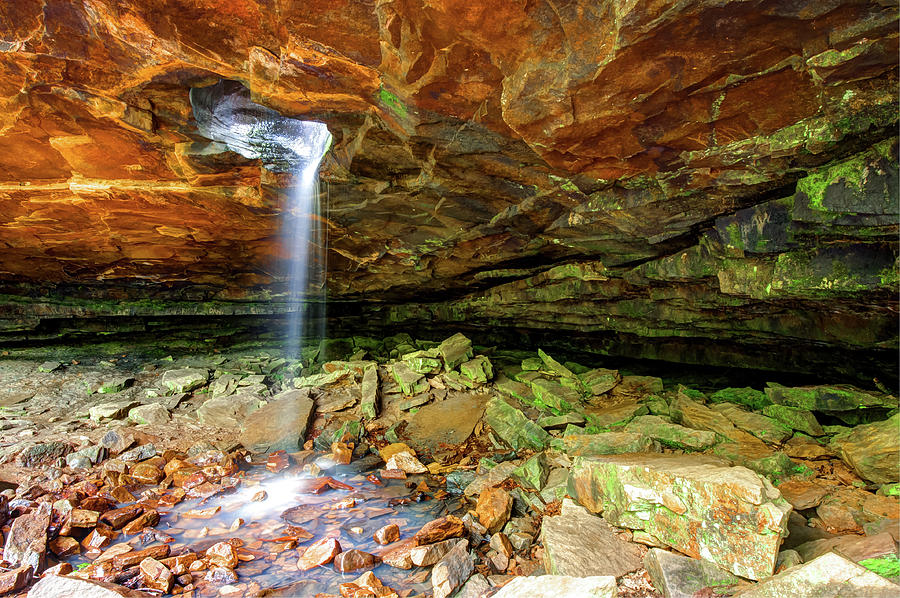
(0, 1, 896, 377)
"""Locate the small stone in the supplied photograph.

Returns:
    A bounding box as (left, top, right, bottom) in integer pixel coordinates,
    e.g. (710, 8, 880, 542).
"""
(130, 462, 164, 484)
(38, 361, 61, 373)
(140, 557, 174, 593)
(122, 509, 159, 535)
(438, 333, 473, 370)
(431, 539, 473, 598)
(508, 531, 532, 553)
(414, 515, 466, 545)
(206, 541, 238, 568)
(204, 566, 238, 584)
(379, 538, 417, 569)
(100, 505, 143, 529)
(297, 537, 342, 570)
(490, 533, 513, 557)
(48, 536, 80, 558)
(96, 376, 133, 394)
(494, 574, 618, 598)
(374, 523, 400, 545)
(476, 487, 513, 534)
(385, 451, 428, 474)
(333, 549, 378, 572)
(89, 401, 137, 421)
(119, 443, 156, 462)
(101, 430, 135, 454)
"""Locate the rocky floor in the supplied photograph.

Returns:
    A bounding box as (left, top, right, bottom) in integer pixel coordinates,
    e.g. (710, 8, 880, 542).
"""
(0, 333, 898, 597)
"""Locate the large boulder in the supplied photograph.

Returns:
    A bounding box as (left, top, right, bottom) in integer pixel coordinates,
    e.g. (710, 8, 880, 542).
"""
(733, 552, 898, 598)
(830, 414, 900, 484)
(645, 548, 741, 598)
(569, 453, 792, 580)
(484, 397, 551, 451)
(160, 368, 208, 393)
(541, 499, 643, 578)
(239, 390, 315, 453)
(196, 391, 265, 428)
(492, 575, 617, 598)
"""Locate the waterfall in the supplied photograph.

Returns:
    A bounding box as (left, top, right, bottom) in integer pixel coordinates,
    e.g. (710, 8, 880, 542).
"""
(283, 124, 332, 358)
(190, 80, 332, 358)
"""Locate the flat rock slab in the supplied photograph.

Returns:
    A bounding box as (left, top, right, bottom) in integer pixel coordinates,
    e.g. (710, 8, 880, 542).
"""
(541, 499, 643, 578)
(28, 573, 152, 597)
(196, 390, 264, 428)
(558, 432, 661, 456)
(733, 552, 899, 598)
(403, 392, 487, 456)
(645, 547, 741, 598)
(624, 415, 718, 450)
(569, 453, 792, 580)
(239, 390, 314, 453)
(492, 574, 617, 598)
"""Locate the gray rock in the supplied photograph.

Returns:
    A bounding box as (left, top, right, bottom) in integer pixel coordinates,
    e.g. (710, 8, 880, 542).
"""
(128, 403, 171, 425)
(196, 390, 265, 428)
(537, 413, 586, 430)
(360, 365, 379, 420)
(160, 368, 208, 394)
(37, 361, 61, 373)
(734, 552, 898, 597)
(830, 414, 900, 484)
(27, 574, 150, 598)
(89, 401, 138, 422)
(119, 443, 156, 462)
(238, 390, 314, 453)
(65, 453, 92, 469)
(492, 575, 617, 598)
(438, 333, 473, 370)
(3, 502, 50, 572)
(431, 539, 473, 598)
(713, 403, 792, 444)
(644, 547, 741, 598)
(101, 429, 134, 454)
(95, 376, 133, 394)
(18, 442, 69, 467)
(484, 397, 551, 451)
(455, 573, 491, 598)
(464, 460, 520, 497)
(624, 415, 718, 450)
(541, 498, 643, 578)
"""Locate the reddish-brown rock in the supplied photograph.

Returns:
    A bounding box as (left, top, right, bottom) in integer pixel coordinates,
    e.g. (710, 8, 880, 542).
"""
(99, 505, 143, 529)
(0, 565, 32, 595)
(414, 515, 466, 546)
(373, 523, 400, 545)
(334, 549, 379, 573)
(139, 557, 174, 593)
(205, 541, 239, 569)
(476, 487, 513, 534)
(297, 537, 342, 570)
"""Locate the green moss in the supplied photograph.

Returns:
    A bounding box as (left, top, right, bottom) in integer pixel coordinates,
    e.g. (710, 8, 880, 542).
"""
(377, 85, 408, 119)
(859, 555, 900, 578)
(710, 387, 771, 411)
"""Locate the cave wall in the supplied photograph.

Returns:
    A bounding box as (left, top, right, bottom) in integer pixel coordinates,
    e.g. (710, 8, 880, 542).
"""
(0, 0, 897, 377)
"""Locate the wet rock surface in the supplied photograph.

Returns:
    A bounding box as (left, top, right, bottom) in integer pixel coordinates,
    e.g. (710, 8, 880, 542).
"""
(0, 334, 895, 598)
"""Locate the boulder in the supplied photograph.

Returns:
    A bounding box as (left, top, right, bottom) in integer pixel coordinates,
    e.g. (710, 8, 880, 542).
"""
(360, 365, 379, 420)
(764, 384, 897, 411)
(830, 414, 900, 483)
(438, 333, 473, 370)
(733, 552, 898, 597)
(196, 390, 265, 428)
(531, 378, 582, 413)
(89, 401, 138, 422)
(476, 487, 513, 533)
(160, 368, 208, 393)
(484, 397, 551, 451)
(492, 575, 617, 598)
(762, 405, 824, 436)
(644, 548, 741, 598)
(541, 499, 643, 578)
(431, 539, 473, 598)
(713, 404, 792, 444)
(391, 362, 429, 395)
(3, 502, 50, 572)
(569, 453, 792, 580)
(623, 415, 718, 450)
(238, 390, 314, 453)
(558, 432, 661, 456)
(579, 368, 621, 397)
(128, 403, 171, 425)
(27, 575, 151, 597)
